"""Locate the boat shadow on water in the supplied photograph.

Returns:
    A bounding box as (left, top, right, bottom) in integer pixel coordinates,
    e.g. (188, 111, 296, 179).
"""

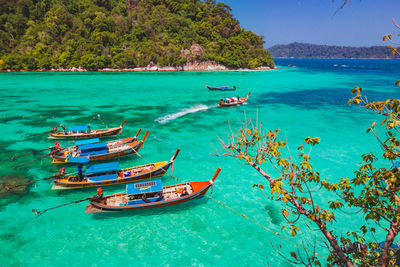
(89, 197, 209, 220)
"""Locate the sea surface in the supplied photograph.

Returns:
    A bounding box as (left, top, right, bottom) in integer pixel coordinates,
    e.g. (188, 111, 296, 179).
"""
(0, 58, 399, 266)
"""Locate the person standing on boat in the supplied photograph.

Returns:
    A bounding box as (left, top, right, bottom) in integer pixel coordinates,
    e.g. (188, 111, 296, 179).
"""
(77, 164, 83, 182)
(61, 124, 66, 134)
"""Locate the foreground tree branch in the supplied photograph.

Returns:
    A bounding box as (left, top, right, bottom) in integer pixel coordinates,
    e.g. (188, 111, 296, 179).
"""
(215, 111, 400, 265)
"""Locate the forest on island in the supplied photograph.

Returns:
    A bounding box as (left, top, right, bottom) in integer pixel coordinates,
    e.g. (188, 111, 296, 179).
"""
(269, 42, 400, 59)
(0, 0, 274, 70)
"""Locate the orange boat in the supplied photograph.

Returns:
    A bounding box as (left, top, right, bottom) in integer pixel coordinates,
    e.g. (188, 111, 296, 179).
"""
(218, 93, 250, 107)
(51, 130, 148, 164)
(85, 168, 221, 213)
(49, 121, 126, 139)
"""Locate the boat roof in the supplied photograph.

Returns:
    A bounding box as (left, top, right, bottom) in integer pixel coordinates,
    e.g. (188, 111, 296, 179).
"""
(86, 162, 119, 174)
(75, 138, 100, 146)
(68, 125, 89, 132)
(78, 142, 107, 151)
(126, 180, 162, 195)
(67, 157, 90, 164)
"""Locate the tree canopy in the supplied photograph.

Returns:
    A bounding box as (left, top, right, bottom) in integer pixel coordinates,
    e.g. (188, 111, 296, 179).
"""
(0, 0, 274, 70)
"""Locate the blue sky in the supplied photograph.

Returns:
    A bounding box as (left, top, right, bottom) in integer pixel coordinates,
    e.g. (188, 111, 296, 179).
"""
(221, 0, 400, 47)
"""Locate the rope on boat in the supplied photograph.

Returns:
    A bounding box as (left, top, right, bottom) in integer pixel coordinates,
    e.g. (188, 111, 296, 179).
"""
(129, 151, 154, 180)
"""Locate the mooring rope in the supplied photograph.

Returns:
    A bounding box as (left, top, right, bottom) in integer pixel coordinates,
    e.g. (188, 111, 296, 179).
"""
(138, 151, 320, 258)
(167, 171, 319, 257)
(204, 194, 320, 257)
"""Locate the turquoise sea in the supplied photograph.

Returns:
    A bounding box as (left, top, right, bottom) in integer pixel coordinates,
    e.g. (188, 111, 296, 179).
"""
(1, 59, 400, 266)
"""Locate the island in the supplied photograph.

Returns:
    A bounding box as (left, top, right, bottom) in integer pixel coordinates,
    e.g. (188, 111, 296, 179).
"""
(0, 0, 274, 71)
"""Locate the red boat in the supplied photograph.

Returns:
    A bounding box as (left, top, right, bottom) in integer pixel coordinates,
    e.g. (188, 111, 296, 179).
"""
(85, 168, 221, 213)
(218, 93, 250, 107)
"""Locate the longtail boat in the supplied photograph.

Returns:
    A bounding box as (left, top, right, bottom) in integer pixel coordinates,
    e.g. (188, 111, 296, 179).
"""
(218, 93, 250, 107)
(52, 149, 180, 189)
(85, 167, 221, 213)
(49, 121, 126, 139)
(51, 130, 148, 164)
(206, 84, 237, 91)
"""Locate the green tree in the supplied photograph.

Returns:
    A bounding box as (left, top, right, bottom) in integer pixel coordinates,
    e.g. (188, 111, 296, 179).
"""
(0, 0, 274, 70)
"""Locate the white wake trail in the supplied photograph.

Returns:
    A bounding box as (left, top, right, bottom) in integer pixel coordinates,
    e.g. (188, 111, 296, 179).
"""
(156, 104, 210, 124)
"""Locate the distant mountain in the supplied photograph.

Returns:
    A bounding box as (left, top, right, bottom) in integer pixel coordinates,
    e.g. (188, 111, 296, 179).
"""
(268, 42, 399, 59)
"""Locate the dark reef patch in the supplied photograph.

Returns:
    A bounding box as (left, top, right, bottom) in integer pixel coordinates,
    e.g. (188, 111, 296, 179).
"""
(0, 174, 29, 198)
(264, 204, 283, 225)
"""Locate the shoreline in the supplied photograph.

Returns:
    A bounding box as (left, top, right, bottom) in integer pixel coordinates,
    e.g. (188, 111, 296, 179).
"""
(273, 57, 400, 60)
(0, 64, 275, 73)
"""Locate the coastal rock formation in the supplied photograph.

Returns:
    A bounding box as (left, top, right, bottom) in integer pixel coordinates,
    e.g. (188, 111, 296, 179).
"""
(181, 44, 205, 65)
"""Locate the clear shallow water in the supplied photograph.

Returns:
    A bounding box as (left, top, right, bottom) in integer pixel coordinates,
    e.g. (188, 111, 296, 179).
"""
(0, 59, 400, 266)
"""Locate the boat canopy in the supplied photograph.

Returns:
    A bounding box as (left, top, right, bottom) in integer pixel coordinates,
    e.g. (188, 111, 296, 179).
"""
(126, 180, 162, 195)
(67, 157, 90, 164)
(78, 142, 107, 151)
(68, 125, 89, 132)
(79, 142, 108, 156)
(75, 138, 100, 146)
(87, 173, 118, 182)
(86, 162, 119, 175)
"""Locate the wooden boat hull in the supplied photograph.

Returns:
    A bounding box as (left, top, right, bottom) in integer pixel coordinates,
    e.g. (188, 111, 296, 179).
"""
(49, 120, 126, 139)
(85, 181, 211, 213)
(85, 168, 220, 213)
(49, 127, 120, 139)
(52, 161, 173, 189)
(207, 85, 236, 91)
(51, 140, 144, 164)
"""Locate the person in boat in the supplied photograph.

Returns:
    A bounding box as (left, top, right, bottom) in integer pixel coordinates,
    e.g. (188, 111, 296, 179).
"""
(61, 124, 66, 134)
(233, 85, 236, 90)
(181, 188, 189, 197)
(87, 125, 91, 133)
(94, 187, 103, 200)
(58, 168, 66, 177)
(77, 164, 83, 182)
